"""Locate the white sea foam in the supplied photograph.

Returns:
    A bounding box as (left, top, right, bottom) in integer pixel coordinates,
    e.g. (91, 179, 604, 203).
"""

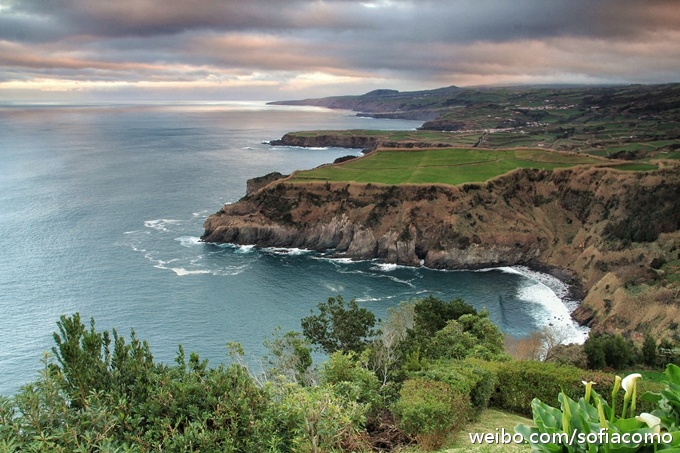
(371, 263, 399, 272)
(356, 296, 381, 302)
(281, 145, 330, 151)
(495, 266, 589, 344)
(234, 244, 256, 254)
(312, 256, 357, 264)
(144, 219, 182, 232)
(263, 247, 312, 256)
(169, 268, 211, 276)
(324, 283, 345, 293)
(175, 236, 201, 247)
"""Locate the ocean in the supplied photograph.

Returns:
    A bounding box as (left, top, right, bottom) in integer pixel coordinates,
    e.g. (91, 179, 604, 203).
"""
(0, 101, 587, 395)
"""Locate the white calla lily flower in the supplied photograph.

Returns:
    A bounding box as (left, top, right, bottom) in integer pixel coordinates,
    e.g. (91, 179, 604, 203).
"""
(622, 373, 642, 396)
(636, 412, 661, 434)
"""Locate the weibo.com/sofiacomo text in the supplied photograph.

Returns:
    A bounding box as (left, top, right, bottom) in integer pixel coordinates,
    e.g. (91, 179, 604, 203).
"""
(469, 428, 673, 446)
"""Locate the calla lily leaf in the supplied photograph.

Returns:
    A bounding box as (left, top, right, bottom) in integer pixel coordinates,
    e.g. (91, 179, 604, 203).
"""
(665, 364, 680, 386)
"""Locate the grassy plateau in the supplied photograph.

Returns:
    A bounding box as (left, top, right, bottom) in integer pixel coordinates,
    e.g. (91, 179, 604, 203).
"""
(291, 147, 605, 185)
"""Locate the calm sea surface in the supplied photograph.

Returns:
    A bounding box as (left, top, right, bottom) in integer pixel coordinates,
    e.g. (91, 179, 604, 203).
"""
(0, 102, 587, 395)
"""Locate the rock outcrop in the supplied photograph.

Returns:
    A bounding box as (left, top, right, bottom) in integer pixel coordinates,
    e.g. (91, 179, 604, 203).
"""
(269, 133, 379, 150)
(246, 172, 287, 196)
(202, 167, 680, 339)
(270, 132, 457, 152)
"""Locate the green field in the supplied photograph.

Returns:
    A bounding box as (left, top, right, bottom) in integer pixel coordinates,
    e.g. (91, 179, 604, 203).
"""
(292, 148, 603, 185)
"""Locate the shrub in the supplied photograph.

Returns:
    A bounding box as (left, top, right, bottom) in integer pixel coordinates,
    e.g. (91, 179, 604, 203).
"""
(278, 383, 370, 453)
(483, 359, 661, 417)
(393, 378, 470, 450)
(642, 333, 658, 367)
(410, 359, 497, 413)
(320, 351, 381, 415)
(583, 333, 635, 369)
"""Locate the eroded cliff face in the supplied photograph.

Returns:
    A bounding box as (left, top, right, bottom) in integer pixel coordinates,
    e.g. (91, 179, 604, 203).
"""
(269, 132, 454, 151)
(202, 167, 680, 338)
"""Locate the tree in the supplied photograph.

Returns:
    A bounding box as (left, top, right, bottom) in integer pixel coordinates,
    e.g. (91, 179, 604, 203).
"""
(367, 300, 416, 386)
(301, 295, 377, 354)
(262, 328, 314, 385)
(583, 333, 634, 370)
(412, 296, 476, 337)
(642, 333, 658, 367)
(424, 311, 504, 361)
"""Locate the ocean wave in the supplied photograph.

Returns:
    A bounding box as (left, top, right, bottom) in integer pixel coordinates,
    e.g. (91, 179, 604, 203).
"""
(234, 244, 256, 254)
(263, 247, 313, 256)
(514, 274, 589, 345)
(169, 267, 212, 276)
(472, 266, 588, 344)
(280, 145, 330, 151)
(144, 218, 182, 232)
(175, 236, 201, 247)
(324, 283, 345, 293)
(311, 255, 358, 264)
(371, 263, 399, 272)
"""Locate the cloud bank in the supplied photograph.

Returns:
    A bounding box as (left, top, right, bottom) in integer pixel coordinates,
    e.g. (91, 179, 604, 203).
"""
(1, 0, 679, 100)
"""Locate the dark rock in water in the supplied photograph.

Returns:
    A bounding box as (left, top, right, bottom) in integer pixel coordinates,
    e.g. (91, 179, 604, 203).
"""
(333, 155, 358, 164)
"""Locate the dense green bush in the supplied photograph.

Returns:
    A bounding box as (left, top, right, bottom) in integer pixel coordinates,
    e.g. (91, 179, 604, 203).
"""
(410, 359, 497, 413)
(393, 378, 470, 450)
(320, 351, 382, 415)
(583, 333, 637, 369)
(1, 314, 286, 452)
(476, 359, 661, 417)
(275, 382, 370, 453)
(490, 360, 600, 416)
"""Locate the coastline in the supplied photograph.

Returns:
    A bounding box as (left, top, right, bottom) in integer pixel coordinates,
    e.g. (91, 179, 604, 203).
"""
(214, 241, 590, 344)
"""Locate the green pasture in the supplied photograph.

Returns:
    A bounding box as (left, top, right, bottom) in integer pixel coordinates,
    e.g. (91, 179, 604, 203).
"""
(292, 147, 603, 185)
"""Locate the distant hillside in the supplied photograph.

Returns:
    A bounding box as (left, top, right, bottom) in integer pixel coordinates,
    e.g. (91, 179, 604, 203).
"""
(270, 84, 680, 158)
(268, 85, 463, 120)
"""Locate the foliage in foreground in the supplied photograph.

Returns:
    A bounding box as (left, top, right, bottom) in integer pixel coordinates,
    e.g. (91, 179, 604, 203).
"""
(517, 366, 680, 452)
(3, 296, 675, 452)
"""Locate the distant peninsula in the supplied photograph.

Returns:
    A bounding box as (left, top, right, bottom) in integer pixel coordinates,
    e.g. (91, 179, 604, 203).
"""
(206, 84, 680, 340)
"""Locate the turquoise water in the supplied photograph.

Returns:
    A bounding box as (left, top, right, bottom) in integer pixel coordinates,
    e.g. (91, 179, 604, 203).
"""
(0, 102, 586, 395)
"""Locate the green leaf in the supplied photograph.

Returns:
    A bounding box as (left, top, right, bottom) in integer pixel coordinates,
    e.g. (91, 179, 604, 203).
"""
(666, 364, 680, 386)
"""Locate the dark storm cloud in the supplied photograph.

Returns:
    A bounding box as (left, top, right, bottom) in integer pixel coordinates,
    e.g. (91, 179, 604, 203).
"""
(1, 0, 679, 98)
(6, 0, 679, 41)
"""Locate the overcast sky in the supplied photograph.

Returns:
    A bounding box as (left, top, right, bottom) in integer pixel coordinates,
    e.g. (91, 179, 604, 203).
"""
(2, 0, 680, 101)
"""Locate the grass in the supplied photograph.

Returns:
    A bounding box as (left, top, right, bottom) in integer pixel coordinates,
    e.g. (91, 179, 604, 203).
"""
(291, 147, 603, 186)
(400, 409, 532, 452)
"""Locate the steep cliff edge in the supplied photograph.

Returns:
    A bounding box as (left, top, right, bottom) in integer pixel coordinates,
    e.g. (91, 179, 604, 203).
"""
(203, 167, 680, 339)
(269, 131, 461, 151)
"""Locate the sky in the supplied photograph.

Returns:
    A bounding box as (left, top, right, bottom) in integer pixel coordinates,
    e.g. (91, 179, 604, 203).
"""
(1, 0, 680, 102)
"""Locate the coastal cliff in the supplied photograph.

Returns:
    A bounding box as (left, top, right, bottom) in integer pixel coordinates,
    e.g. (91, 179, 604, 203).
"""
(270, 132, 458, 151)
(203, 166, 680, 339)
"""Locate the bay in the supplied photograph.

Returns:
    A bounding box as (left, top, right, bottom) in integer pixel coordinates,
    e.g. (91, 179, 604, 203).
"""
(0, 102, 587, 395)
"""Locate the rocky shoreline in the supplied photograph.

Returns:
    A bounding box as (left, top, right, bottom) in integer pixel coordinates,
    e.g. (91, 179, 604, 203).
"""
(202, 164, 679, 339)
